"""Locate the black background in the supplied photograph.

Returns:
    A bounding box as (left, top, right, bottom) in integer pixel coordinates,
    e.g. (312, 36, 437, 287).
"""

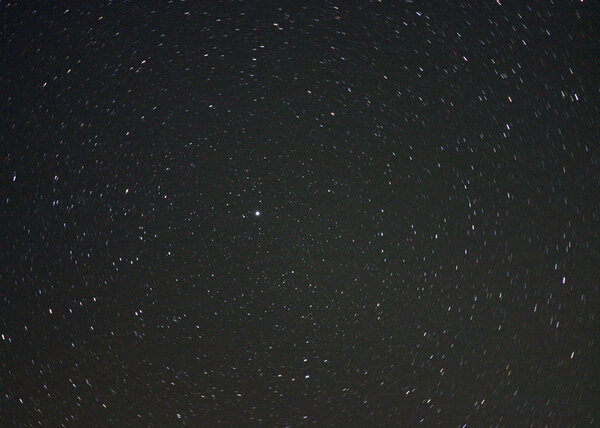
(1, 0, 599, 426)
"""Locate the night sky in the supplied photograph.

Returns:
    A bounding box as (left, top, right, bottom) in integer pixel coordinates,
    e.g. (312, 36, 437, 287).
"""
(1, 0, 599, 426)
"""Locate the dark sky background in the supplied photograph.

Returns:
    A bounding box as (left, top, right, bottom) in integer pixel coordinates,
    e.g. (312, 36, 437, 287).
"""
(1, 0, 599, 426)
